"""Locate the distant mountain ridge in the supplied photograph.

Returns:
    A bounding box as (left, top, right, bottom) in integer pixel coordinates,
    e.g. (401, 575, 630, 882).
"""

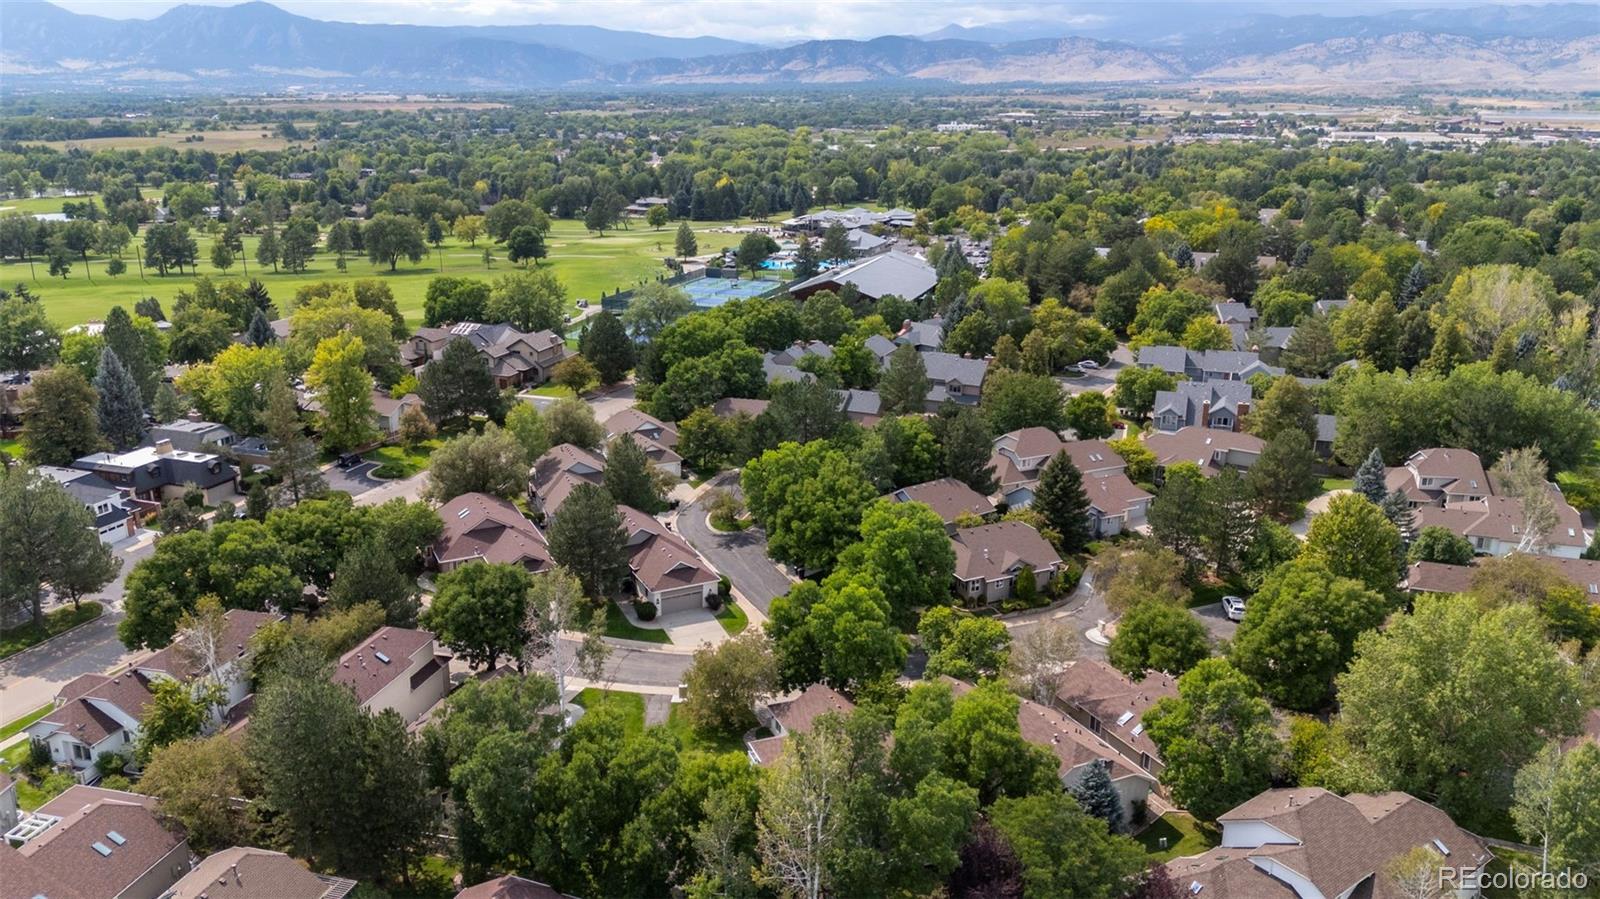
(1, 0, 1596, 92)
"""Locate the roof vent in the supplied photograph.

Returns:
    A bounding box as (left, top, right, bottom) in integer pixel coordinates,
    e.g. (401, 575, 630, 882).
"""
(458, 508, 471, 518)
(374, 651, 391, 664)
(92, 842, 113, 857)
(1189, 883, 1204, 895)
(106, 830, 126, 845)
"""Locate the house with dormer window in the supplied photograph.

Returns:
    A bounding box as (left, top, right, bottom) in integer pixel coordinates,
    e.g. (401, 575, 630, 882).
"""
(617, 504, 720, 616)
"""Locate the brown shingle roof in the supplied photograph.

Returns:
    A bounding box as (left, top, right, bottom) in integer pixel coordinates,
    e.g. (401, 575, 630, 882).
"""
(1055, 660, 1177, 765)
(944, 678, 1154, 786)
(711, 397, 770, 419)
(530, 444, 606, 514)
(1059, 439, 1126, 477)
(1405, 447, 1489, 493)
(604, 408, 679, 449)
(1142, 427, 1264, 474)
(1084, 471, 1152, 516)
(136, 610, 281, 681)
(885, 478, 995, 524)
(993, 427, 1066, 462)
(434, 492, 551, 570)
(38, 670, 159, 747)
(1401, 561, 1478, 595)
(950, 521, 1062, 582)
(15, 795, 185, 899)
(167, 847, 334, 899)
(332, 627, 436, 706)
(618, 505, 717, 593)
(1415, 491, 1587, 549)
(749, 684, 857, 767)
(454, 874, 574, 899)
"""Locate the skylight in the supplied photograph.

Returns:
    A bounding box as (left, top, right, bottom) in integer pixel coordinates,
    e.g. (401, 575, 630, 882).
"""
(1432, 838, 1450, 856)
(458, 508, 471, 518)
(92, 842, 112, 857)
(374, 651, 391, 664)
(1132, 723, 1145, 736)
(106, 830, 126, 845)
(1116, 711, 1135, 727)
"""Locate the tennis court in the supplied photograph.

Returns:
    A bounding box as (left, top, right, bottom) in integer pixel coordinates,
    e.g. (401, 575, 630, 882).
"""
(681, 275, 784, 308)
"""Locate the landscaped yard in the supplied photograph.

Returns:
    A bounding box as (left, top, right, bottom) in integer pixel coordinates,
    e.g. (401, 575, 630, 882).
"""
(0, 602, 103, 661)
(1136, 812, 1220, 862)
(573, 688, 646, 736)
(1188, 580, 1247, 610)
(715, 601, 748, 635)
(4, 211, 772, 328)
(665, 704, 753, 755)
(0, 437, 22, 459)
(526, 383, 576, 399)
(1319, 476, 1354, 492)
(1, 740, 72, 811)
(368, 438, 443, 479)
(603, 601, 672, 644)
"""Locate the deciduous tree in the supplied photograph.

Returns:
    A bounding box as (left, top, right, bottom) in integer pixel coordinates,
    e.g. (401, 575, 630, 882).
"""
(425, 562, 531, 671)
(1144, 659, 1280, 820)
(423, 425, 527, 502)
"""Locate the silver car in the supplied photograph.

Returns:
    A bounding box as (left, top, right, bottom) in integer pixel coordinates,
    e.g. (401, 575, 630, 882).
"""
(1222, 595, 1246, 622)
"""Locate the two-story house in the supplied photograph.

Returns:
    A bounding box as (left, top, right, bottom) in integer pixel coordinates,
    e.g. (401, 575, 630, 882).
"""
(990, 431, 1151, 535)
(529, 444, 607, 518)
(617, 505, 720, 616)
(1387, 448, 1589, 557)
(1137, 345, 1281, 382)
(604, 408, 683, 478)
(1152, 381, 1252, 433)
(1054, 659, 1178, 778)
(747, 684, 856, 766)
(149, 418, 237, 453)
(989, 427, 1069, 507)
(1384, 447, 1491, 507)
(39, 466, 136, 543)
(432, 492, 552, 574)
(1166, 788, 1492, 899)
(71, 440, 238, 509)
(950, 520, 1062, 604)
(332, 627, 452, 726)
(405, 324, 568, 389)
(1, 785, 191, 899)
(921, 351, 990, 410)
(26, 611, 278, 780)
(883, 478, 997, 532)
(894, 317, 945, 352)
(1143, 427, 1264, 478)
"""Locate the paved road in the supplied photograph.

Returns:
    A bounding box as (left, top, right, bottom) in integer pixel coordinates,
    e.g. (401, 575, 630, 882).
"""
(1055, 343, 1134, 397)
(675, 473, 795, 614)
(1000, 566, 1110, 662)
(324, 459, 384, 496)
(1190, 601, 1240, 643)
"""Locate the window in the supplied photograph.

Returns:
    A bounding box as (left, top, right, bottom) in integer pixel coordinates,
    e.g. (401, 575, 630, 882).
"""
(1140, 752, 1152, 770)
(72, 743, 91, 761)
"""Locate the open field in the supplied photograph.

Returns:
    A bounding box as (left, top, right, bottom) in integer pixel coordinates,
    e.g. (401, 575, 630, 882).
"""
(1, 211, 778, 328)
(27, 128, 297, 153)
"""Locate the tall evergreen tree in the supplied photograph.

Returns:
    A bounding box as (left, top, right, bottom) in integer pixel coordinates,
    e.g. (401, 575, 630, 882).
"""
(102, 304, 159, 407)
(603, 434, 664, 513)
(879, 345, 931, 416)
(938, 407, 997, 494)
(1171, 241, 1194, 270)
(1398, 261, 1427, 308)
(1380, 489, 1415, 538)
(1070, 759, 1126, 834)
(673, 221, 698, 258)
(820, 222, 852, 263)
(245, 308, 277, 346)
(1354, 447, 1388, 504)
(578, 311, 635, 385)
(419, 337, 500, 428)
(152, 381, 185, 422)
(243, 279, 274, 318)
(94, 347, 147, 451)
(793, 234, 820, 280)
(1034, 450, 1091, 554)
(546, 483, 629, 599)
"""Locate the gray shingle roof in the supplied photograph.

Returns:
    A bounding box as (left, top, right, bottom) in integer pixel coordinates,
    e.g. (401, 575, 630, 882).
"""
(789, 250, 936, 300)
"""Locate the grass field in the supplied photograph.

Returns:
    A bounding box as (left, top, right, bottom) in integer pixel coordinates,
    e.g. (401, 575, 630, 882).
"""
(573, 688, 646, 736)
(28, 127, 298, 153)
(716, 601, 748, 635)
(1136, 812, 1220, 862)
(665, 704, 753, 755)
(1, 208, 775, 329)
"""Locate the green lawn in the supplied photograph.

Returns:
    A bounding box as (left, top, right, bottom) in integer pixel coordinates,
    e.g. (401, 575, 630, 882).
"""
(0, 704, 50, 741)
(1319, 476, 1354, 492)
(5, 214, 772, 328)
(526, 383, 576, 398)
(573, 688, 646, 736)
(665, 703, 752, 755)
(367, 438, 442, 479)
(1, 740, 71, 811)
(1136, 813, 1220, 862)
(0, 602, 103, 661)
(0, 437, 21, 459)
(715, 601, 748, 636)
(603, 601, 672, 644)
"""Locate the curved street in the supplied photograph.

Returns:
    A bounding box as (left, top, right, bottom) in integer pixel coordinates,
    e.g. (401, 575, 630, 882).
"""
(674, 472, 796, 614)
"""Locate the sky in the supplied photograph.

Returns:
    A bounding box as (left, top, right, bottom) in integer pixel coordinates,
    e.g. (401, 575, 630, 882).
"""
(47, 0, 1561, 42)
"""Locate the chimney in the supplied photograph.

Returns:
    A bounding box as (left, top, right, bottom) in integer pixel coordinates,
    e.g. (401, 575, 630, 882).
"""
(1201, 400, 1212, 427)
(153, 439, 174, 455)
(1236, 401, 1250, 431)
(186, 410, 203, 422)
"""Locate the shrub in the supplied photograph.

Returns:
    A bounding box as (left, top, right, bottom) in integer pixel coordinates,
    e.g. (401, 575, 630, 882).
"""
(27, 738, 52, 773)
(717, 575, 731, 601)
(372, 462, 407, 479)
(95, 750, 127, 778)
(633, 600, 657, 622)
(705, 593, 723, 612)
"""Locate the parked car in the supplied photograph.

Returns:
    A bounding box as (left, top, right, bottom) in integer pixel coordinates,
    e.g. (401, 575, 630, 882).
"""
(337, 453, 364, 470)
(1075, 359, 1100, 370)
(1222, 595, 1246, 622)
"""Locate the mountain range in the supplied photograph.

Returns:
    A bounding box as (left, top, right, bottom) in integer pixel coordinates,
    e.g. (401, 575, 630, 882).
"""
(1, 0, 1596, 92)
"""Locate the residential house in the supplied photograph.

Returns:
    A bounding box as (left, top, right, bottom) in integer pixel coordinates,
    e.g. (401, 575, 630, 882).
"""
(529, 444, 606, 518)
(0, 771, 16, 832)
(1152, 381, 1252, 433)
(1228, 323, 1296, 362)
(787, 251, 937, 303)
(331, 627, 452, 726)
(0, 785, 191, 899)
(747, 684, 856, 766)
(1136, 345, 1281, 381)
(39, 466, 137, 543)
(617, 505, 719, 615)
(432, 493, 552, 574)
(404, 323, 568, 389)
(1, 370, 32, 436)
(1054, 660, 1177, 777)
(27, 611, 278, 780)
(711, 397, 770, 419)
(371, 391, 424, 436)
(884, 478, 996, 531)
(455, 875, 575, 899)
(150, 418, 237, 453)
(838, 388, 882, 426)
(1166, 788, 1492, 899)
(165, 847, 358, 899)
(1402, 556, 1600, 602)
(604, 408, 683, 477)
(920, 352, 989, 410)
(1388, 448, 1589, 557)
(894, 317, 945, 352)
(1214, 302, 1258, 325)
(950, 520, 1062, 604)
(863, 334, 899, 365)
(1143, 427, 1264, 477)
(72, 440, 238, 508)
(990, 427, 1069, 507)
(1314, 299, 1349, 316)
(945, 678, 1156, 823)
(1314, 413, 1337, 458)
(1084, 473, 1154, 538)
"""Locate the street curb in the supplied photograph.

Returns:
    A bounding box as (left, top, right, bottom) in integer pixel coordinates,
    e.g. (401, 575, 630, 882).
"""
(0, 608, 112, 670)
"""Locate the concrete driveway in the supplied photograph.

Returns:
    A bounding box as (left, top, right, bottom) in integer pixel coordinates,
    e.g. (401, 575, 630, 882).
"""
(1056, 343, 1132, 396)
(676, 474, 795, 615)
(1190, 602, 1240, 644)
(324, 459, 383, 495)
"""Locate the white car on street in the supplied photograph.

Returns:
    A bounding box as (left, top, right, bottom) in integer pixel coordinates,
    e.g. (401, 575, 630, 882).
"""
(1222, 595, 1246, 622)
